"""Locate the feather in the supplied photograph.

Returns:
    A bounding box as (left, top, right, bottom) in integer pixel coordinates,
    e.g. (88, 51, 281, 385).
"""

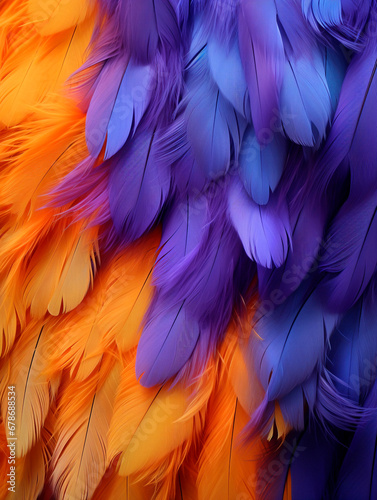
(135, 299, 201, 387)
(238, 0, 284, 143)
(153, 194, 207, 288)
(0, 101, 87, 219)
(335, 380, 377, 500)
(257, 190, 327, 301)
(99, 233, 159, 353)
(51, 360, 120, 500)
(137, 193, 244, 386)
(321, 192, 377, 311)
(14, 439, 46, 500)
(207, 35, 250, 119)
(250, 282, 337, 406)
(24, 223, 99, 317)
(0, 271, 24, 357)
(126, 0, 180, 64)
(302, 0, 370, 45)
(1, 322, 59, 457)
(323, 46, 348, 114)
(27, 0, 94, 35)
(238, 125, 287, 205)
(280, 53, 332, 146)
(109, 129, 171, 243)
(92, 466, 154, 500)
(327, 282, 377, 403)
(185, 47, 245, 179)
(197, 338, 264, 500)
(228, 178, 291, 268)
(0, 14, 94, 127)
(85, 57, 153, 159)
(108, 355, 203, 479)
(48, 232, 158, 381)
(316, 42, 377, 194)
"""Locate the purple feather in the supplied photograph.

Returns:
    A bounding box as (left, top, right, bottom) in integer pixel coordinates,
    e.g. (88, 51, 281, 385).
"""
(250, 283, 337, 402)
(184, 44, 246, 179)
(109, 129, 171, 243)
(156, 114, 207, 194)
(154, 194, 207, 283)
(280, 53, 331, 147)
(207, 35, 251, 120)
(136, 299, 200, 387)
(316, 42, 377, 196)
(137, 190, 244, 386)
(85, 57, 153, 159)
(238, 0, 284, 144)
(334, 379, 377, 500)
(228, 177, 291, 268)
(321, 191, 377, 312)
(328, 283, 377, 404)
(126, 0, 180, 64)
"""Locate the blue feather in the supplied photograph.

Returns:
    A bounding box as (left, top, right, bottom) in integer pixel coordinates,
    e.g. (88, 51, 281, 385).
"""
(328, 283, 377, 403)
(280, 54, 332, 146)
(207, 36, 250, 120)
(238, 126, 286, 205)
(85, 57, 152, 159)
(335, 379, 377, 500)
(321, 191, 377, 312)
(185, 50, 246, 178)
(104, 61, 153, 160)
(251, 283, 337, 402)
(323, 46, 347, 114)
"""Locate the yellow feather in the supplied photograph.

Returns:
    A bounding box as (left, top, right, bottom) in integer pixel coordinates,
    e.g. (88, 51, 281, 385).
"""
(13, 440, 46, 500)
(48, 233, 158, 381)
(27, 0, 94, 36)
(0, 271, 24, 357)
(0, 321, 60, 458)
(0, 423, 9, 500)
(197, 339, 265, 500)
(107, 355, 199, 480)
(92, 466, 155, 500)
(228, 340, 265, 416)
(48, 228, 99, 316)
(0, 101, 86, 218)
(23, 223, 99, 317)
(99, 233, 159, 354)
(0, 13, 94, 127)
(51, 360, 120, 500)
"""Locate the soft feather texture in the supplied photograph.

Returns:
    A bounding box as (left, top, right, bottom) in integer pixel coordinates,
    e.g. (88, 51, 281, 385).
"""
(321, 192, 377, 311)
(23, 222, 99, 317)
(280, 54, 332, 146)
(247, 282, 337, 434)
(0, 322, 59, 457)
(228, 177, 291, 268)
(109, 129, 171, 242)
(197, 337, 264, 500)
(316, 42, 377, 195)
(51, 359, 120, 500)
(3, 0, 377, 498)
(126, 0, 180, 64)
(238, 0, 284, 143)
(239, 125, 287, 205)
(184, 37, 246, 179)
(85, 57, 153, 159)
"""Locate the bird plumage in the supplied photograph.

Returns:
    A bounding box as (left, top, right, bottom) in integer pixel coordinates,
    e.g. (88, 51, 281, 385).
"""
(1, 0, 377, 498)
